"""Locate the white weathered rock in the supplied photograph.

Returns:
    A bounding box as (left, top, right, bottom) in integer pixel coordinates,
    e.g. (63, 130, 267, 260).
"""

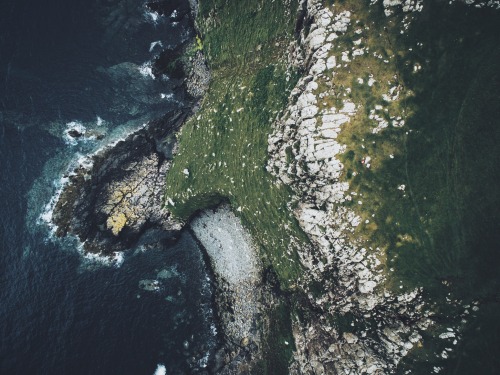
(344, 332, 359, 344)
(359, 280, 377, 294)
(326, 55, 336, 69)
(310, 59, 326, 75)
(301, 105, 319, 119)
(297, 92, 317, 109)
(307, 27, 327, 51)
(191, 206, 258, 284)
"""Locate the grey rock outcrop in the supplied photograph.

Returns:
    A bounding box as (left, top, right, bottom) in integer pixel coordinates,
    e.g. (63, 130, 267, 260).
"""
(185, 51, 211, 101)
(51, 109, 189, 255)
(191, 206, 267, 374)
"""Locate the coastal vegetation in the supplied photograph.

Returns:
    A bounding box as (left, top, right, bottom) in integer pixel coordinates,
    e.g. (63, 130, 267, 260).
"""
(165, 0, 499, 372)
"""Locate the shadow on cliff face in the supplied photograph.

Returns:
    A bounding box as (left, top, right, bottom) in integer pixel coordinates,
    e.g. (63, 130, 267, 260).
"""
(365, 3, 500, 373)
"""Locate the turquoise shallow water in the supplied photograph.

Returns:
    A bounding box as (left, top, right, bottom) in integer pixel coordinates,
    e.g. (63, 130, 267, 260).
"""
(0, 1, 218, 373)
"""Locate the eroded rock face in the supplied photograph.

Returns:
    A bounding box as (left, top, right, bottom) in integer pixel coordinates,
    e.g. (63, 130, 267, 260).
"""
(268, 1, 433, 373)
(52, 109, 189, 255)
(186, 50, 211, 101)
(48, 0, 211, 257)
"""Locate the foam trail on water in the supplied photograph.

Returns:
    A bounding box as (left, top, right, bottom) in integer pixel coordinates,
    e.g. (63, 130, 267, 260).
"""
(38, 175, 70, 235)
(37, 151, 95, 231)
(153, 364, 167, 375)
(82, 248, 125, 268)
(145, 10, 162, 25)
(138, 61, 155, 79)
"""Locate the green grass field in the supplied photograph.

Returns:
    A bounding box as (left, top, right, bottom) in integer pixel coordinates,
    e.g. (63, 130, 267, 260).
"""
(165, 0, 307, 289)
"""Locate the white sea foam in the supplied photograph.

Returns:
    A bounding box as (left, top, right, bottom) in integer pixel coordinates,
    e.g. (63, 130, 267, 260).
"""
(38, 175, 70, 235)
(89, 122, 147, 157)
(149, 40, 163, 52)
(40, 130, 126, 229)
(63, 121, 87, 146)
(145, 10, 162, 25)
(36, 149, 125, 268)
(157, 266, 181, 280)
(75, 152, 94, 170)
(38, 151, 95, 233)
(160, 93, 173, 99)
(138, 61, 155, 79)
(139, 279, 161, 292)
(198, 351, 210, 368)
(153, 364, 167, 375)
(39, 114, 152, 268)
(83, 250, 125, 268)
(210, 322, 217, 336)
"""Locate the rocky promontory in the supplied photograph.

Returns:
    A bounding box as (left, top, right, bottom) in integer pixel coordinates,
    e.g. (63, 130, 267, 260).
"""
(49, 0, 210, 257)
(51, 108, 189, 255)
(44, 0, 500, 373)
(191, 206, 265, 374)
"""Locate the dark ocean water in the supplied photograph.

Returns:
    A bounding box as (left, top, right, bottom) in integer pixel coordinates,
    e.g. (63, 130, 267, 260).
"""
(0, 1, 218, 374)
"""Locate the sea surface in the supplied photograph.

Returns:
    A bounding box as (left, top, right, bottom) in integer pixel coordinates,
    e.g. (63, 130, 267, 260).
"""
(0, 0, 218, 373)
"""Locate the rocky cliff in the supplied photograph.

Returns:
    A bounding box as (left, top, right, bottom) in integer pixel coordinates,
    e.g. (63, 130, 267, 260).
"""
(267, 0, 499, 373)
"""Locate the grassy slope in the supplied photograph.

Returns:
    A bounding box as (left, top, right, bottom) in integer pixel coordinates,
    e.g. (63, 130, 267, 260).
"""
(395, 5, 500, 373)
(165, 0, 307, 289)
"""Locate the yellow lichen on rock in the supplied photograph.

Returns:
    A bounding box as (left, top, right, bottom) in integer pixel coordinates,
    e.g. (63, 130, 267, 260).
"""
(107, 212, 127, 236)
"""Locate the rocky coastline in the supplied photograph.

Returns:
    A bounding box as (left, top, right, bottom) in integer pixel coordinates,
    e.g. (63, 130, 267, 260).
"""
(191, 206, 266, 374)
(46, 2, 270, 373)
(49, 122, 274, 373)
(44, 0, 499, 374)
(51, 108, 187, 254)
(49, 0, 210, 257)
(47, 1, 424, 373)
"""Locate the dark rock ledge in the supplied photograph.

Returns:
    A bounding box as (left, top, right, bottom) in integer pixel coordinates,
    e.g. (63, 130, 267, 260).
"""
(52, 107, 189, 255)
(48, 6, 270, 373)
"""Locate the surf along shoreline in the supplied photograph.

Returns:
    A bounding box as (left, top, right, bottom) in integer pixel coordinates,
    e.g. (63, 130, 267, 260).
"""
(46, 1, 288, 373)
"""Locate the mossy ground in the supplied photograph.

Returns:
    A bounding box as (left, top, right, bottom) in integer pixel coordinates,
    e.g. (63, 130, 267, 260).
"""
(165, 2, 305, 370)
